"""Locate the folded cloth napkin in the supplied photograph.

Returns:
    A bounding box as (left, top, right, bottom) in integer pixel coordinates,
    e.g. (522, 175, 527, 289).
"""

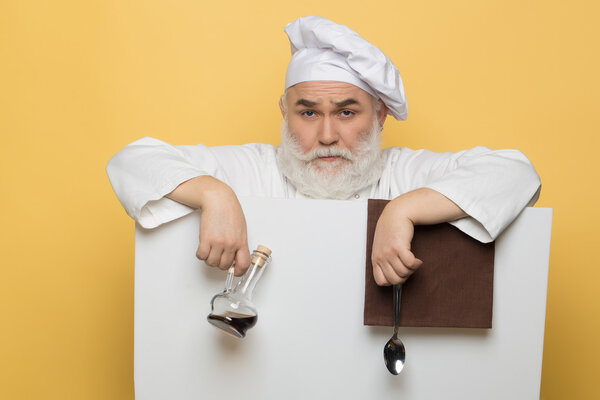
(364, 199, 495, 328)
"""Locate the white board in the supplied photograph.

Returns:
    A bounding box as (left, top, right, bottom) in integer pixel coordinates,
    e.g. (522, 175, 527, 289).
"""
(134, 198, 552, 399)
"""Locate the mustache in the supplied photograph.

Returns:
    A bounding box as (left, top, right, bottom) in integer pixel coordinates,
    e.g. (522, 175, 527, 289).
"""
(305, 146, 354, 162)
(282, 128, 357, 162)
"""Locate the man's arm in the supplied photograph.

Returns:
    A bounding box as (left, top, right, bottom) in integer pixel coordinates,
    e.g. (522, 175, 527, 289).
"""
(371, 188, 467, 286)
(386, 146, 541, 243)
(166, 176, 251, 276)
(106, 137, 220, 228)
(374, 146, 541, 286)
(107, 139, 282, 275)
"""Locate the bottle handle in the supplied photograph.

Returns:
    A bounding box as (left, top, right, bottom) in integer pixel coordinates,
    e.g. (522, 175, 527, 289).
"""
(224, 264, 235, 293)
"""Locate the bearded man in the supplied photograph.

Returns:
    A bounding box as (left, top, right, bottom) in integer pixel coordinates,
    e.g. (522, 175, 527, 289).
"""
(107, 16, 541, 286)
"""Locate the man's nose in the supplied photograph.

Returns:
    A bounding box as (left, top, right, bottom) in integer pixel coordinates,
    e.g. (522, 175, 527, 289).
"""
(318, 118, 339, 145)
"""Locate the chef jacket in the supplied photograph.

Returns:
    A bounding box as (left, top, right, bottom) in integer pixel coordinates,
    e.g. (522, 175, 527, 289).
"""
(106, 137, 541, 243)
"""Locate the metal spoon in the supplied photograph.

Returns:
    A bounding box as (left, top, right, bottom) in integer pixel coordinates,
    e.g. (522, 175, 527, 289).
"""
(384, 284, 406, 374)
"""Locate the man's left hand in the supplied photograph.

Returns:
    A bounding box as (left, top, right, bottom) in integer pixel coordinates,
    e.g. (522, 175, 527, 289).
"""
(371, 188, 467, 286)
(371, 199, 423, 286)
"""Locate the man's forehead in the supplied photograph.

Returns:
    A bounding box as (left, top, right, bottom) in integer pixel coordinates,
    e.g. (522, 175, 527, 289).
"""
(287, 81, 373, 104)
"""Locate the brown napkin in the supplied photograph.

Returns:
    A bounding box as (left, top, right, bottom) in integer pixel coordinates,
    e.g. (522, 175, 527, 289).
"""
(364, 199, 495, 328)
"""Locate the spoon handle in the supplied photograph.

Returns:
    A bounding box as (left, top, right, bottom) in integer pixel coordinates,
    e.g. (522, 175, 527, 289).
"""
(393, 284, 403, 335)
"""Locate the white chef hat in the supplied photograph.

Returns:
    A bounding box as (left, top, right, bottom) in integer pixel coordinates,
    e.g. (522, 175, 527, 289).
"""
(284, 16, 408, 120)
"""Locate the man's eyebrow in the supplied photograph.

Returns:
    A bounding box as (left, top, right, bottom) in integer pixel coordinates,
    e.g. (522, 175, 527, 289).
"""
(294, 98, 360, 108)
(295, 99, 319, 107)
(332, 98, 359, 107)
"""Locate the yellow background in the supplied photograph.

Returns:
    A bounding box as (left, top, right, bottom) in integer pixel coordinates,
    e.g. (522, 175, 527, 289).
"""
(1, 0, 598, 398)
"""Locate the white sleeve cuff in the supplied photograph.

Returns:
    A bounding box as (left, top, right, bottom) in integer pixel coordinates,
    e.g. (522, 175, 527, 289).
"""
(130, 170, 207, 229)
(138, 197, 196, 229)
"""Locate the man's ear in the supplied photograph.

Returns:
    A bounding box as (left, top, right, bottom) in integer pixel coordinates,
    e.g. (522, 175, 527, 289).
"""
(377, 100, 388, 128)
(279, 96, 286, 117)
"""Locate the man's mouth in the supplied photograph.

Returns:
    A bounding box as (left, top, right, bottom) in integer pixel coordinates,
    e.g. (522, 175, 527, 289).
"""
(317, 156, 341, 162)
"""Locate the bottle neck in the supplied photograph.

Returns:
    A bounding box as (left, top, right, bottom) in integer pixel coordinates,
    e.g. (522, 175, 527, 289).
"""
(236, 262, 265, 300)
(234, 248, 271, 300)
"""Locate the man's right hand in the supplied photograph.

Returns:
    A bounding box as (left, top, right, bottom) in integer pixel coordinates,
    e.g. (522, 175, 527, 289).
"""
(166, 176, 251, 276)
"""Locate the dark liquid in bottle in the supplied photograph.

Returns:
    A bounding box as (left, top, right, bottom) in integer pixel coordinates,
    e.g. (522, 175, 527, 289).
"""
(207, 313, 258, 338)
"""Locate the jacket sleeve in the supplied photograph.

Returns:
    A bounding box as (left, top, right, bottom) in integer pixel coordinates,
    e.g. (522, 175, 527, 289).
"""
(106, 137, 220, 229)
(389, 146, 541, 243)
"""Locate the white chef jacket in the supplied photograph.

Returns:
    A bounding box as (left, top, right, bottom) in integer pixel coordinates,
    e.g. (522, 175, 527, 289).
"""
(106, 137, 541, 243)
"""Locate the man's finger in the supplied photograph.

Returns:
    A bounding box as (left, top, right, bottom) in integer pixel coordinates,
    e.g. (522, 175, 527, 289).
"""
(388, 255, 413, 280)
(206, 246, 224, 268)
(219, 248, 236, 270)
(234, 246, 251, 276)
(373, 264, 390, 286)
(196, 240, 210, 261)
(398, 247, 423, 271)
(378, 260, 404, 285)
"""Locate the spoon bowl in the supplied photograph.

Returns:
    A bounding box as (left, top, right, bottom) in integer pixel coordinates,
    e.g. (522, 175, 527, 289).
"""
(383, 284, 406, 375)
(384, 334, 406, 374)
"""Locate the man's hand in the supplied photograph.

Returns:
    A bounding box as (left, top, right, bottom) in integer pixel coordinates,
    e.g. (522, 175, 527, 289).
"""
(371, 188, 467, 286)
(166, 176, 251, 276)
(372, 200, 423, 286)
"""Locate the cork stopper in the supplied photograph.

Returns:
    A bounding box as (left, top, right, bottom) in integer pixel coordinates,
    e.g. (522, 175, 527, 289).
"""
(252, 245, 272, 267)
(256, 245, 271, 256)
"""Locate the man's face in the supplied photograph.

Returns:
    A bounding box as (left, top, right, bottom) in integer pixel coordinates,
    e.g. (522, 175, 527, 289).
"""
(277, 81, 388, 199)
(280, 81, 386, 174)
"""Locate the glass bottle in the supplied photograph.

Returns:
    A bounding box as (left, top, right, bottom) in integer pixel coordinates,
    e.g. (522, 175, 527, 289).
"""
(207, 245, 272, 338)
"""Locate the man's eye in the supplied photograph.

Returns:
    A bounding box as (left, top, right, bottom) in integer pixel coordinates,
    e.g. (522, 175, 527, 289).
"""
(302, 111, 315, 117)
(340, 110, 355, 117)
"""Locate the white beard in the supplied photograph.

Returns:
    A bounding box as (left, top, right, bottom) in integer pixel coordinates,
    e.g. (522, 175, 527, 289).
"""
(276, 118, 385, 200)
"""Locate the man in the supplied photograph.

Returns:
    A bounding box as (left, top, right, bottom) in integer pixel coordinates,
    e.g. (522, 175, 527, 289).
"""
(107, 16, 541, 286)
